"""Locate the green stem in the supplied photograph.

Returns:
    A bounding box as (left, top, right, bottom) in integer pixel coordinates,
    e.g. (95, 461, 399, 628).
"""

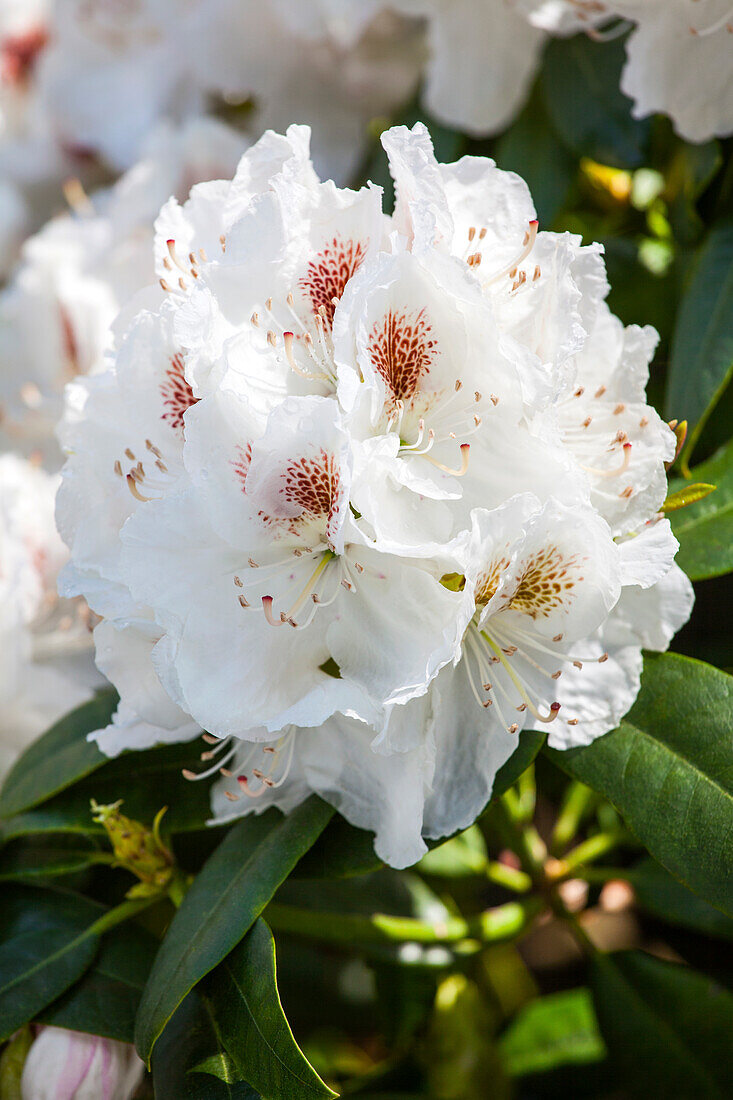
(501, 787, 524, 824)
(264, 897, 543, 948)
(558, 831, 627, 877)
(88, 851, 117, 864)
(552, 899, 599, 957)
(577, 866, 633, 884)
(486, 862, 533, 894)
(551, 781, 596, 854)
(517, 764, 536, 824)
(87, 894, 159, 937)
(496, 795, 546, 879)
(472, 899, 544, 942)
(167, 870, 193, 908)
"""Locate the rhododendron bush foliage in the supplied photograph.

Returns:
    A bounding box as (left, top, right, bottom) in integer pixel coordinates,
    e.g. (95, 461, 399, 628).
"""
(0, 4, 731, 1099)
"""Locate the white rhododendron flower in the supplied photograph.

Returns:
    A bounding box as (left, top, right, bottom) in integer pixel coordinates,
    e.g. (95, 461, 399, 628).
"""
(194, 0, 422, 183)
(0, 454, 99, 781)
(0, 117, 246, 463)
(0, 177, 27, 277)
(523, 0, 733, 141)
(29, 0, 420, 181)
(0, 0, 68, 264)
(614, 0, 733, 142)
(58, 123, 693, 867)
(20, 1026, 144, 1100)
(391, 0, 544, 134)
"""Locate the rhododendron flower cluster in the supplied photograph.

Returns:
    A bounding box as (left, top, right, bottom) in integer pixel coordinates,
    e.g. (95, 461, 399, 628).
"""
(58, 124, 693, 867)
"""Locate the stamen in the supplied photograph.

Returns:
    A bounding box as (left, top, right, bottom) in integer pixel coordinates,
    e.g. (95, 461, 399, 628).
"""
(282, 331, 329, 381)
(580, 442, 632, 478)
(399, 418, 426, 451)
(483, 220, 539, 287)
(229, 732, 298, 799)
(480, 630, 560, 724)
(236, 775, 269, 798)
(423, 443, 470, 477)
(690, 5, 733, 36)
(587, 17, 633, 41)
(63, 177, 94, 216)
(126, 474, 152, 502)
(166, 239, 188, 274)
(182, 738, 238, 781)
(262, 552, 335, 628)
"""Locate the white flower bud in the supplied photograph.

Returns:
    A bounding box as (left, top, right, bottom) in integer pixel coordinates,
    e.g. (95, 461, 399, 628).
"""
(20, 1027, 144, 1100)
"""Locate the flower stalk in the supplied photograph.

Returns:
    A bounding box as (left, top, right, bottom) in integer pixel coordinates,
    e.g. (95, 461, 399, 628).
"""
(262, 897, 543, 948)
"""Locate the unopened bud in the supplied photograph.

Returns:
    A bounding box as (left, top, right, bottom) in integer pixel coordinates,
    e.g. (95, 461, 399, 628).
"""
(666, 419, 687, 469)
(91, 800, 174, 897)
(21, 1027, 144, 1100)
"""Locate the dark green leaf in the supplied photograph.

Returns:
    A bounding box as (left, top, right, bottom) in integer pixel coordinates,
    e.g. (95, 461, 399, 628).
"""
(499, 989, 606, 1077)
(0, 691, 116, 819)
(604, 236, 677, 339)
(591, 950, 733, 1097)
(0, 885, 102, 1040)
(667, 141, 723, 246)
(0, 740, 214, 842)
(39, 921, 159, 1042)
(546, 652, 733, 915)
(135, 797, 334, 1064)
(0, 843, 104, 882)
(666, 222, 733, 459)
(669, 438, 733, 580)
(193, 1052, 242, 1083)
(152, 990, 261, 1100)
(294, 817, 382, 880)
(207, 919, 335, 1099)
(540, 35, 649, 168)
(629, 858, 733, 941)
